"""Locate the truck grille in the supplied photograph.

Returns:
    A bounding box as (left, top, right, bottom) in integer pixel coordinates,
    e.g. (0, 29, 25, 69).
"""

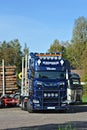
(43, 90, 60, 107)
(36, 90, 66, 107)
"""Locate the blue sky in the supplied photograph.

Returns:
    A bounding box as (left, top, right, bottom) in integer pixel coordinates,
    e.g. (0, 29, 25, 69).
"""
(0, 0, 87, 52)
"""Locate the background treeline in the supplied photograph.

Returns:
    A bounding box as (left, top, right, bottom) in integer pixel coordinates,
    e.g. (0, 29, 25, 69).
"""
(0, 39, 29, 74)
(48, 16, 87, 82)
(0, 16, 87, 82)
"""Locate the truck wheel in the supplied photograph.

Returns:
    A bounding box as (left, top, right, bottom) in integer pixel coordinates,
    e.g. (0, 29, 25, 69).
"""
(21, 101, 24, 110)
(1, 100, 5, 108)
(76, 95, 81, 102)
(21, 101, 26, 110)
(27, 100, 33, 113)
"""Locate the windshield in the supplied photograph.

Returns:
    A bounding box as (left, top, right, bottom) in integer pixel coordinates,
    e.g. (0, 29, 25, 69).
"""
(34, 71, 65, 79)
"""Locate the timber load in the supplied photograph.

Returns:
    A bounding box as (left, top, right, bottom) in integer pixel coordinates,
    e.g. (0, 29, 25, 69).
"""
(0, 66, 18, 95)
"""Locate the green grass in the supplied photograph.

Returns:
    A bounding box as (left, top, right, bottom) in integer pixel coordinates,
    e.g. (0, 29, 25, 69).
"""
(58, 124, 76, 130)
(82, 95, 87, 103)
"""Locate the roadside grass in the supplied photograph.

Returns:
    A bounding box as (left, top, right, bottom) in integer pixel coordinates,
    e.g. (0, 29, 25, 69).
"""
(58, 124, 76, 130)
(82, 85, 87, 103)
(82, 95, 87, 103)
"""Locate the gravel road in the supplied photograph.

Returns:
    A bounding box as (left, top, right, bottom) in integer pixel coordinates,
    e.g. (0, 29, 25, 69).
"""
(0, 105, 87, 130)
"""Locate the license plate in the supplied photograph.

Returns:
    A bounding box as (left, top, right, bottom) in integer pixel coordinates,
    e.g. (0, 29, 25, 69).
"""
(47, 107, 55, 109)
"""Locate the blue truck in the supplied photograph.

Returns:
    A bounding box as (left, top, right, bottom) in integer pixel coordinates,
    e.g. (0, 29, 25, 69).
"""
(21, 52, 71, 112)
(20, 52, 83, 112)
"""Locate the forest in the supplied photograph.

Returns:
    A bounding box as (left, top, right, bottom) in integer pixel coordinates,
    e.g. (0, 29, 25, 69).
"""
(0, 16, 87, 82)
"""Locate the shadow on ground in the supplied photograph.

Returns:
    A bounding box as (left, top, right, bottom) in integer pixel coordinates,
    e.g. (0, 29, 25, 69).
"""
(4, 121, 87, 130)
(24, 104, 87, 114)
(68, 104, 87, 113)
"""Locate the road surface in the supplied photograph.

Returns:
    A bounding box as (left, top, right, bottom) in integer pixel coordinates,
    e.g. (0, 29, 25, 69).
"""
(0, 105, 87, 130)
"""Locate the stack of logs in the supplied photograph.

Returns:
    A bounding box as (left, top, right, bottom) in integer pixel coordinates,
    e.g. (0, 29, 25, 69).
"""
(0, 66, 18, 95)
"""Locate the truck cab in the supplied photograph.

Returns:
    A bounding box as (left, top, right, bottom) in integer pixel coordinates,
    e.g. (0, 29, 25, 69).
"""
(67, 72, 83, 104)
(27, 52, 71, 112)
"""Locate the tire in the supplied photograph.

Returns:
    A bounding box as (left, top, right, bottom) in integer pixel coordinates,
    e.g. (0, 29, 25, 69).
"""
(21, 96, 28, 111)
(0, 100, 5, 108)
(27, 100, 33, 113)
(2, 100, 5, 108)
(21, 101, 26, 110)
(76, 95, 82, 103)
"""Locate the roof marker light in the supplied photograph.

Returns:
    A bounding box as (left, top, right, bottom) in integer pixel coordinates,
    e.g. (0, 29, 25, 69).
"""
(36, 53, 62, 57)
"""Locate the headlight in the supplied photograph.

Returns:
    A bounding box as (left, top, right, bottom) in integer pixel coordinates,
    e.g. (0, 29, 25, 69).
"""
(37, 81, 42, 87)
(59, 82, 65, 89)
(33, 99, 39, 103)
(59, 82, 65, 86)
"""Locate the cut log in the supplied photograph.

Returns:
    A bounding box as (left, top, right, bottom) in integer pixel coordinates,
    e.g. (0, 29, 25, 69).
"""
(0, 65, 18, 95)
